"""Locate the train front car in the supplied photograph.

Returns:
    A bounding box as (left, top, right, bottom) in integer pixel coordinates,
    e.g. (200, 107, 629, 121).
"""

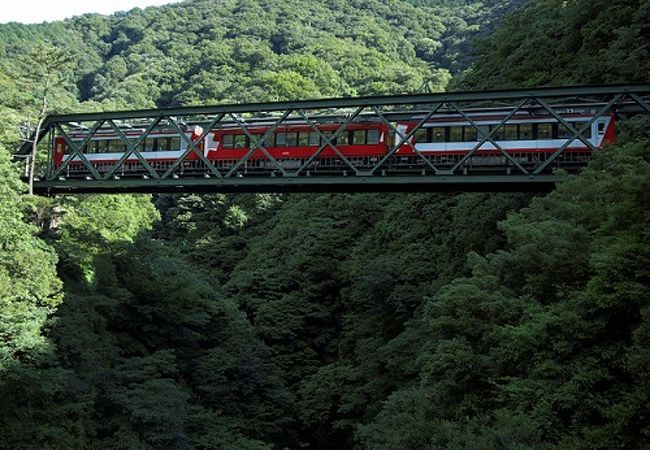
(52, 125, 209, 177)
(394, 110, 615, 174)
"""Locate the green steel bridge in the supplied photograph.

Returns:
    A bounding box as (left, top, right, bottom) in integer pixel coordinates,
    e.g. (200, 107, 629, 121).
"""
(15, 83, 650, 195)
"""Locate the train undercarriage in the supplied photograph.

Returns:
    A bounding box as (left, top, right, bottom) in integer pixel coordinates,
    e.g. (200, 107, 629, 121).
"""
(61, 151, 595, 179)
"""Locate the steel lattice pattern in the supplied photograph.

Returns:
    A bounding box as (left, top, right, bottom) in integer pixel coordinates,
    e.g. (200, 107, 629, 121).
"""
(15, 83, 650, 194)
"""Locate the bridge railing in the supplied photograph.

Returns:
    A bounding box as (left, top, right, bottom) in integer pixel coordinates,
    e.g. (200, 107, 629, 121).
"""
(15, 83, 650, 194)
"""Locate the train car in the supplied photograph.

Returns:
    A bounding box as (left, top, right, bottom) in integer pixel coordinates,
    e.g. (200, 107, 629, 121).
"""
(211, 122, 389, 171)
(52, 110, 614, 177)
(53, 126, 207, 174)
(395, 112, 615, 171)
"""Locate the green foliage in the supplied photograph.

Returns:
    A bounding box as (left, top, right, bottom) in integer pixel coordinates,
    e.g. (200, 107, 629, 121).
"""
(0, 0, 648, 448)
(0, 144, 88, 448)
(0, 144, 61, 364)
(457, 0, 650, 89)
(0, 0, 519, 109)
(56, 195, 159, 271)
(40, 239, 292, 449)
(359, 142, 650, 449)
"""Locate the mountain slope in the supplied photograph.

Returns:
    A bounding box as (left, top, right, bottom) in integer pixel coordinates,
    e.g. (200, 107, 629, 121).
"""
(1, 0, 648, 449)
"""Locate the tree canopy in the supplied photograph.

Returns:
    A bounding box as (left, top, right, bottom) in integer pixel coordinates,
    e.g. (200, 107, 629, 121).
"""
(0, 0, 648, 448)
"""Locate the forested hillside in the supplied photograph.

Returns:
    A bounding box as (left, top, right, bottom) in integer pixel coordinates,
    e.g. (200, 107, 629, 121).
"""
(1, 0, 649, 449)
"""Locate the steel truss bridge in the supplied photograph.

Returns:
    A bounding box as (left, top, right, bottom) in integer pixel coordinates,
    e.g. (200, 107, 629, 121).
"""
(15, 83, 650, 195)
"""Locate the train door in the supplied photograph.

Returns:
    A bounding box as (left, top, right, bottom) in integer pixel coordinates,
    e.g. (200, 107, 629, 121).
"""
(591, 117, 610, 147)
(393, 124, 409, 153)
(54, 137, 66, 165)
(189, 125, 208, 156)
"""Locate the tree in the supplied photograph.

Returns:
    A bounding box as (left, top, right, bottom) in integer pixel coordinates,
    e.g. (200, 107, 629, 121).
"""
(18, 42, 73, 194)
(0, 143, 80, 447)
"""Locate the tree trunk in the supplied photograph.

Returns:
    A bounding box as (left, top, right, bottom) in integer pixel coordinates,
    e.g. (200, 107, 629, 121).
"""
(28, 78, 50, 195)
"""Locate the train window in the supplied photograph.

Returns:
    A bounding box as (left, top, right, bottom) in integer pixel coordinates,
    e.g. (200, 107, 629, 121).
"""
(414, 128, 428, 143)
(262, 133, 275, 148)
(148, 138, 158, 151)
(158, 138, 168, 152)
(222, 135, 234, 148)
(477, 125, 489, 138)
(170, 137, 181, 150)
(367, 129, 380, 145)
(251, 134, 273, 148)
(431, 127, 445, 142)
(309, 131, 320, 146)
(574, 121, 589, 135)
(249, 134, 262, 148)
(449, 127, 463, 142)
(519, 124, 533, 140)
(234, 135, 247, 148)
(490, 125, 505, 140)
(353, 130, 366, 145)
(504, 124, 518, 140)
(597, 121, 606, 134)
(109, 140, 124, 153)
(338, 132, 350, 146)
(286, 132, 298, 147)
(463, 126, 478, 141)
(557, 124, 573, 139)
(321, 131, 335, 145)
(298, 132, 310, 146)
(276, 132, 287, 147)
(83, 142, 95, 154)
(127, 138, 137, 148)
(537, 124, 553, 139)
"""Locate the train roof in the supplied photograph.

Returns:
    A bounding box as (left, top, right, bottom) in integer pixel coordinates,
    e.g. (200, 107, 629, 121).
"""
(62, 101, 633, 136)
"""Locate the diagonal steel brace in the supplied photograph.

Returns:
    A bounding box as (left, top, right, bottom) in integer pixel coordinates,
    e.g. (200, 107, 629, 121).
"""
(106, 120, 160, 178)
(371, 106, 442, 174)
(534, 95, 622, 173)
(370, 103, 443, 175)
(50, 122, 103, 180)
(225, 109, 293, 178)
(162, 113, 226, 178)
(449, 100, 529, 175)
(292, 108, 364, 176)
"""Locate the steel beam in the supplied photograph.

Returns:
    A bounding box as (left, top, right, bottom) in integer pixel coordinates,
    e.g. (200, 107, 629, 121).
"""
(32, 174, 563, 195)
(17, 83, 650, 133)
(14, 82, 650, 194)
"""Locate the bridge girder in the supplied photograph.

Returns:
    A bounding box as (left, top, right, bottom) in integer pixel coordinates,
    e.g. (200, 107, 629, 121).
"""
(15, 83, 650, 195)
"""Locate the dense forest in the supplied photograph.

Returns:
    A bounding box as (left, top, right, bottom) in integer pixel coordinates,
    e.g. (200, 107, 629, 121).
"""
(1, 0, 648, 448)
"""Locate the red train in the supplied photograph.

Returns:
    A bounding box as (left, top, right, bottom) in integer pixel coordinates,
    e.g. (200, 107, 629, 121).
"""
(53, 109, 615, 176)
